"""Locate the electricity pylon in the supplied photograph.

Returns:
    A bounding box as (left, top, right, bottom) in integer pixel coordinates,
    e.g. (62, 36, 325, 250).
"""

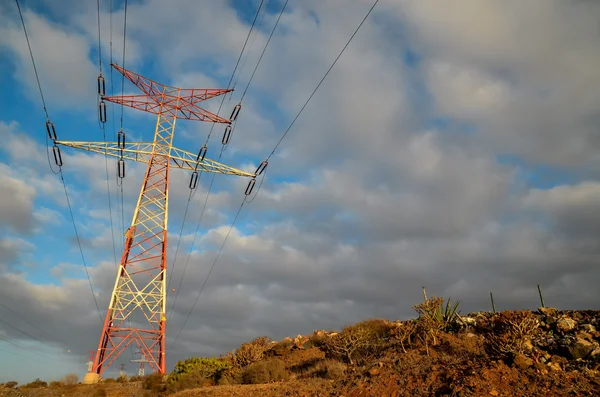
(56, 64, 255, 378)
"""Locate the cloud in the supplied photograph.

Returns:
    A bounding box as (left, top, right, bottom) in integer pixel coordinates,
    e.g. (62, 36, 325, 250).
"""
(2, 0, 600, 383)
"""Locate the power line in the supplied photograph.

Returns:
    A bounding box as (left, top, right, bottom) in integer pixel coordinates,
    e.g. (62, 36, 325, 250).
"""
(172, 198, 246, 347)
(97, 0, 119, 272)
(200, 0, 266, 147)
(14, 0, 48, 119)
(241, 0, 288, 100)
(14, 0, 104, 327)
(170, 0, 381, 349)
(267, 0, 380, 160)
(60, 173, 104, 324)
(119, 0, 129, 129)
(167, 0, 269, 315)
(169, 0, 287, 343)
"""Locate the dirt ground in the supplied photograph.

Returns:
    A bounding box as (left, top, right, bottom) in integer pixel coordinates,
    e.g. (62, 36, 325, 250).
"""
(3, 309, 599, 396)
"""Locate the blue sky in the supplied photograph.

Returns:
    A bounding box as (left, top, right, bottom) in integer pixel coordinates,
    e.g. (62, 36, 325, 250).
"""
(1, 0, 600, 384)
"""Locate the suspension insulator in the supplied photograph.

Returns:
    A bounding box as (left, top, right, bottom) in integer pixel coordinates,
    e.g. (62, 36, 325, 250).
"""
(99, 100, 107, 123)
(222, 125, 232, 145)
(52, 145, 63, 167)
(97, 74, 106, 97)
(230, 103, 241, 122)
(245, 178, 256, 196)
(46, 121, 57, 141)
(195, 145, 207, 162)
(117, 159, 125, 178)
(255, 160, 268, 176)
(189, 171, 199, 190)
(117, 129, 125, 148)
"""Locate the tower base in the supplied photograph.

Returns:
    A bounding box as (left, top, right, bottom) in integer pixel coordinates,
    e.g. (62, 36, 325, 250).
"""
(82, 372, 100, 384)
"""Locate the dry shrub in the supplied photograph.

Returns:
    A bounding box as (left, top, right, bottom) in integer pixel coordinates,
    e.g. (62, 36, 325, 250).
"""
(22, 378, 47, 388)
(484, 310, 538, 357)
(225, 336, 272, 368)
(94, 388, 108, 397)
(62, 373, 78, 385)
(49, 381, 63, 388)
(413, 296, 461, 348)
(142, 372, 166, 393)
(242, 358, 289, 384)
(217, 370, 243, 385)
(102, 377, 116, 383)
(390, 321, 417, 353)
(303, 359, 347, 380)
(4, 381, 18, 389)
(321, 319, 393, 365)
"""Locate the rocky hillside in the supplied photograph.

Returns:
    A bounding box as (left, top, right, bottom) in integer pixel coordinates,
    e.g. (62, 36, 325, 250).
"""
(2, 302, 599, 396)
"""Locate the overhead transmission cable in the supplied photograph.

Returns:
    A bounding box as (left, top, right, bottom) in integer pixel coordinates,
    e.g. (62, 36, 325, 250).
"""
(117, 0, 129, 247)
(166, 0, 267, 305)
(170, 0, 289, 348)
(14, 0, 103, 325)
(97, 0, 119, 272)
(170, 0, 380, 350)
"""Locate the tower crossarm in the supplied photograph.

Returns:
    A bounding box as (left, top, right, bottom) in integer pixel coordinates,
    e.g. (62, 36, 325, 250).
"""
(54, 141, 256, 177)
(107, 64, 233, 123)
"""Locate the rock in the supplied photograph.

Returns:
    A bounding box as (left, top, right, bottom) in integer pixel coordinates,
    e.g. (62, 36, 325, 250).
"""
(577, 331, 593, 341)
(556, 318, 576, 333)
(547, 362, 562, 372)
(582, 324, 596, 333)
(458, 316, 477, 326)
(466, 333, 477, 338)
(513, 353, 533, 370)
(569, 338, 595, 359)
(368, 367, 380, 376)
(489, 390, 499, 396)
(539, 307, 558, 316)
(523, 340, 534, 353)
(590, 348, 600, 361)
(545, 316, 557, 325)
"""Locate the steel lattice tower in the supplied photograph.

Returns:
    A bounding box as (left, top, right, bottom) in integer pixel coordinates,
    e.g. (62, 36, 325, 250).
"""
(56, 64, 255, 377)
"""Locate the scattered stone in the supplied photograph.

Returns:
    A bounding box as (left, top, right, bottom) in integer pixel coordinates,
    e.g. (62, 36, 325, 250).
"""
(582, 324, 596, 333)
(522, 340, 534, 353)
(368, 367, 380, 377)
(513, 353, 533, 370)
(458, 316, 477, 326)
(539, 307, 558, 316)
(489, 389, 499, 396)
(547, 362, 562, 372)
(556, 318, 576, 333)
(569, 338, 595, 359)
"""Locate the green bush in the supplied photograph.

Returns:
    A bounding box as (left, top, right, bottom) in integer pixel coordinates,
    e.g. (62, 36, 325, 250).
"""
(242, 358, 289, 384)
(167, 357, 231, 392)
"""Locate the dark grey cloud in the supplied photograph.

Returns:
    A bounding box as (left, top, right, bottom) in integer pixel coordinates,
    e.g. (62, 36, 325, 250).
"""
(1, 0, 600, 383)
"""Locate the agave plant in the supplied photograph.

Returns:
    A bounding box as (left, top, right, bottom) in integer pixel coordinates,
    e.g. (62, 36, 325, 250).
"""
(433, 297, 461, 328)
